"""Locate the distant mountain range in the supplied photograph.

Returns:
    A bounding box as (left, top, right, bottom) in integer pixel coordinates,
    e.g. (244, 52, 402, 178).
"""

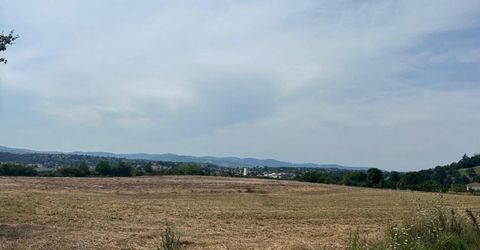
(0, 145, 368, 170)
(0, 146, 37, 154)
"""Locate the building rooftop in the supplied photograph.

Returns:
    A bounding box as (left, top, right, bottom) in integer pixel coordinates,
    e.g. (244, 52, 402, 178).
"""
(467, 182, 480, 187)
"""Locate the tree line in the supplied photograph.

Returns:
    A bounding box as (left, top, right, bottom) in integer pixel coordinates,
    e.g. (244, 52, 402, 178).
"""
(2, 153, 480, 193)
(296, 153, 480, 192)
(0, 161, 209, 177)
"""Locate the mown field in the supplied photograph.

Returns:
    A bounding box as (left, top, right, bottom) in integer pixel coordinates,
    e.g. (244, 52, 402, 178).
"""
(1, 176, 480, 250)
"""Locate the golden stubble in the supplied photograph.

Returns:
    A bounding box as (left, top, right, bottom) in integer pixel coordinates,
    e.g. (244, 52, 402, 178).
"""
(0, 176, 479, 249)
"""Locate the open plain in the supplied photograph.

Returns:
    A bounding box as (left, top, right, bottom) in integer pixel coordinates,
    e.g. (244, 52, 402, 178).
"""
(1, 176, 480, 249)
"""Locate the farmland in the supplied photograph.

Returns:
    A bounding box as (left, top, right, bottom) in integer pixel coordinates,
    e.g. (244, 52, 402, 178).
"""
(1, 176, 480, 249)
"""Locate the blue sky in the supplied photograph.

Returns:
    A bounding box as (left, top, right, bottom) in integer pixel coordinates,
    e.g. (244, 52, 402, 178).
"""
(1, 0, 480, 171)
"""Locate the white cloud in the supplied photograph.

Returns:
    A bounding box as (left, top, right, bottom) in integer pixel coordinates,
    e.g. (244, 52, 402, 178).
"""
(1, 0, 480, 170)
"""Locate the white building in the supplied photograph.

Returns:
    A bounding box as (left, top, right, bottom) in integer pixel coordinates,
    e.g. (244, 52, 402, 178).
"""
(466, 182, 480, 191)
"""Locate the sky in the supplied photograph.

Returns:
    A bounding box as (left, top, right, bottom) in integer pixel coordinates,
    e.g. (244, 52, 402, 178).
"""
(1, 0, 480, 171)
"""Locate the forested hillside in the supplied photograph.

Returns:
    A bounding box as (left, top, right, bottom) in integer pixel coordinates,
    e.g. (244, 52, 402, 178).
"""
(409, 154, 480, 191)
(1, 149, 480, 193)
(0, 152, 176, 169)
(296, 153, 480, 192)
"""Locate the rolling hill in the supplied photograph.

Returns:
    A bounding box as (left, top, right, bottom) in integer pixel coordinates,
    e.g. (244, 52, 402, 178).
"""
(0, 145, 367, 170)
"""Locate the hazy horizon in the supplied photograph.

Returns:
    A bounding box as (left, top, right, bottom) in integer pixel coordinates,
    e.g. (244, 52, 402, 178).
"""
(1, 1, 480, 171)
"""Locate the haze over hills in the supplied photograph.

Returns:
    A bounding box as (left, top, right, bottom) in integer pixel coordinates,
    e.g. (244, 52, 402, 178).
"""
(0, 145, 367, 170)
(0, 146, 37, 154)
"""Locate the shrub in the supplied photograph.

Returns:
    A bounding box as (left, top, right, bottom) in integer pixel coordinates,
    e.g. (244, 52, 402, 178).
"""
(95, 161, 111, 176)
(111, 161, 135, 177)
(343, 172, 367, 187)
(0, 163, 37, 176)
(350, 205, 480, 250)
(450, 183, 467, 192)
(159, 223, 182, 250)
(143, 163, 154, 174)
(174, 163, 204, 175)
(58, 163, 90, 177)
(348, 230, 370, 250)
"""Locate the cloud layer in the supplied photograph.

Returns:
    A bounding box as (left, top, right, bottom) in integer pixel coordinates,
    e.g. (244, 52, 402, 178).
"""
(1, 0, 480, 170)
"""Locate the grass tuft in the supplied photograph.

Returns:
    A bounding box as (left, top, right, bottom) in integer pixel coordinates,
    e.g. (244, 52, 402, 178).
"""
(159, 223, 182, 250)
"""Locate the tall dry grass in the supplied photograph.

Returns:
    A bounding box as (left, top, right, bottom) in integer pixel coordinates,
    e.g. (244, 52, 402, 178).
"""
(350, 197, 480, 250)
(159, 223, 182, 250)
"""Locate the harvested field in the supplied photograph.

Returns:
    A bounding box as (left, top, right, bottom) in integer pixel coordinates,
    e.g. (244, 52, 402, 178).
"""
(0, 176, 479, 249)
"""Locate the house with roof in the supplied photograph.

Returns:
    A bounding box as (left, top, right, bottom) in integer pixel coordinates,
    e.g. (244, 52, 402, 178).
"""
(466, 182, 480, 191)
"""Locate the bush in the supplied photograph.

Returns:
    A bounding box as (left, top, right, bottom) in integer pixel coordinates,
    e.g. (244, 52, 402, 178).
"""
(174, 163, 203, 175)
(434, 236, 467, 250)
(95, 161, 111, 176)
(159, 223, 182, 250)
(343, 172, 367, 187)
(450, 183, 467, 192)
(367, 168, 384, 187)
(350, 204, 480, 250)
(143, 163, 154, 174)
(111, 161, 135, 177)
(0, 163, 37, 176)
(58, 163, 90, 177)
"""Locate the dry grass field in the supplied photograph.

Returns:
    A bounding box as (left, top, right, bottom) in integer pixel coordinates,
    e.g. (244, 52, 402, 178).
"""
(1, 176, 480, 250)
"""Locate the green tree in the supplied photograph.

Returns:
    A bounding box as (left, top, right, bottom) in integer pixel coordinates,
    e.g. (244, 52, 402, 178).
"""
(367, 168, 384, 187)
(450, 183, 466, 192)
(455, 175, 470, 185)
(343, 171, 367, 187)
(58, 162, 90, 177)
(385, 171, 401, 189)
(143, 163, 154, 174)
(433, 166, 447, 185)
(175, 163, 203, 175)
(111, 161, 134, 177)
(0, 163, 37, 176)
(389, 171, 400, 183)
(77, 162, 91, 176)
(400, 172, 425, 188)
(467, 168, 477, 178)
(0, 31, 19, 64)
(473, 175, 480, 182)
(95, 161, 111, 176)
